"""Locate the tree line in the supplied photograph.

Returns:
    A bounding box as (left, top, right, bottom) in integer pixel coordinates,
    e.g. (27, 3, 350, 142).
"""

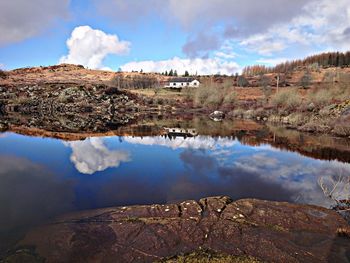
(111, 75, 159, 89)
(161, 70, 192, 77)
(242, 51, 350, 76)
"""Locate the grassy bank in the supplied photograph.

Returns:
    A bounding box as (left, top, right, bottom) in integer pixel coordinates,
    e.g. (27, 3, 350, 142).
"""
(120, 71, 350, 136)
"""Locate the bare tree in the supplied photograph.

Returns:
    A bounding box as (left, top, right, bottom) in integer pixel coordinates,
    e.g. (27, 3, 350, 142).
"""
(318, 170, 350, 208)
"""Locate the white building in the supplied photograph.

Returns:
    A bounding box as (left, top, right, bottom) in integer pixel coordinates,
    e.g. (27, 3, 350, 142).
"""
(164, 78, 200, 89)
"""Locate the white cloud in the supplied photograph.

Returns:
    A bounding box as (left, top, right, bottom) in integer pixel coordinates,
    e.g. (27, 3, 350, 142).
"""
(59, 26, 130, 70)
(97, 0, 347, 60)
(64, 137, 130, 174)
(233, 152, 350, 207)
(240, 35, 286, 55)
(0, 0, 70, 45)
(214, 51, 237, 60)
(238, 0, 350, 56)
(121, 56, 240, 75)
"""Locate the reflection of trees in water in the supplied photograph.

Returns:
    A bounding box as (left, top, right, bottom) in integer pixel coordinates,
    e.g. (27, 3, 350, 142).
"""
(147, 117, 350, 163)
(318, 168, 350, 210)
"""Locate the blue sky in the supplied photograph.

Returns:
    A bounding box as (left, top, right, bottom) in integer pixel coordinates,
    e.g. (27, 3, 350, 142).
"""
(0, 0, 349, 74)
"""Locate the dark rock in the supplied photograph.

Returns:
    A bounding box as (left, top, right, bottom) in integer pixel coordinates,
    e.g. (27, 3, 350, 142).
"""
(307, 102, 315, 111)
(0, 121, 8, 132)
(341, 107, 350, 119)
(5, 197, 350, 263)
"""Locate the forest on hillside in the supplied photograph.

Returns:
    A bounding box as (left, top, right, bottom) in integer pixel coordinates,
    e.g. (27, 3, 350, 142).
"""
(243, 51, 350, 76)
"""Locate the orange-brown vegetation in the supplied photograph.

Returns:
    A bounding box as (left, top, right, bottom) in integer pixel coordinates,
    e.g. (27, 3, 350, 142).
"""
(243, 51, 350, 76)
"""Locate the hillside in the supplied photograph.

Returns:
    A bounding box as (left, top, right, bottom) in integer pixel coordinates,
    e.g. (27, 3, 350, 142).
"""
(0, 64, 168, 87)
(240, 66, 350, 88)
(1, 62, 349, 89)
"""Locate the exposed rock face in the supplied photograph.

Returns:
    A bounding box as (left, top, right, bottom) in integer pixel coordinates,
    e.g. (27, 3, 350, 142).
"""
(0, 83, 137, 114)
(4, 197, 350, 263)
(0, 83, 141, 132)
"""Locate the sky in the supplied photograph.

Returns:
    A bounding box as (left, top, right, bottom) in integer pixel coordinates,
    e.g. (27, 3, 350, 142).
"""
(0, 0, 350, 74)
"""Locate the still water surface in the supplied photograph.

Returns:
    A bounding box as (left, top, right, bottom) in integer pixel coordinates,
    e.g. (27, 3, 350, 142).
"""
(0, 128, 349, 252)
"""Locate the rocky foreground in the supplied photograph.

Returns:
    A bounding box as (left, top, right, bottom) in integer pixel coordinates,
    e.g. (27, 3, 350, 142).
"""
(4, 197, 350, 263)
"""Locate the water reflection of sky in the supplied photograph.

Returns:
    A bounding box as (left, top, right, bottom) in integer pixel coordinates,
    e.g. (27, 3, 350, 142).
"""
(0, 132, 350, 246)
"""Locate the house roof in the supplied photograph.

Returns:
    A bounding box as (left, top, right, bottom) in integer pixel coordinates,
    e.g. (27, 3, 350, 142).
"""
(169, 77, 198, 83)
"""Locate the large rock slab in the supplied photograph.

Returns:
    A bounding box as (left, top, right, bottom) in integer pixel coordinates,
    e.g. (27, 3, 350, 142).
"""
(4, 197, 350, 263)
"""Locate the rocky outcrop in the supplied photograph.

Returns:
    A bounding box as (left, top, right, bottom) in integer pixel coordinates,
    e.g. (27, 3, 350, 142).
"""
(4, 197, 350, 263)
(0, 83, 142, 132)
(0, 84, 138, 114)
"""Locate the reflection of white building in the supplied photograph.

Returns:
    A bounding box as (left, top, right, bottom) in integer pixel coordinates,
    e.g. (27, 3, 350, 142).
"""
(164, 78, 200, 89)
(164, 127, 197, 138)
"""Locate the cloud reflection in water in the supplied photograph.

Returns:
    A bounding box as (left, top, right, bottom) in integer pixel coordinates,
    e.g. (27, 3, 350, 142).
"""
(125, 136, 350, 207)
(64, 137, 130, 174)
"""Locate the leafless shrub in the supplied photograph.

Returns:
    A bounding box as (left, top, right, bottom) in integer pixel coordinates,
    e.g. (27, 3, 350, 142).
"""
(307, 88, 333, 108)
(182, 87, 195, 101)
(111, 75, 159, 89)
(194, 85, 211, 106)
(333, 123, 350, 137)
(222, 91, 237, 106)
(318, 170, 350, 205)
(271, 89, 302, 110)
(193, 83, 236, 108)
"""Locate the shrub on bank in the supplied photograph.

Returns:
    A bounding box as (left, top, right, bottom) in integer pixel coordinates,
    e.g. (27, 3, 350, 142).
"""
(332, 84, 350, 101)
(307, 88, 333, 108)
(271, 89, 302, 110)
(228, 108, 245, 118)
(222, 91, 237, 107)
(192, 83, 236, 109)
(304, 83, 350, 110)
(194, 85, 211, 106)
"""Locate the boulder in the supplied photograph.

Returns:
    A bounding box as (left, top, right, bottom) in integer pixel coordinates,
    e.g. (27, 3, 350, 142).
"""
(209, 111, 225, 121)
(0, 121, 8, 132)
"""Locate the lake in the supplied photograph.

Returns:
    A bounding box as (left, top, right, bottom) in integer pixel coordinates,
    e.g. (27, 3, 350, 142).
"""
(0, 119, 350, 254)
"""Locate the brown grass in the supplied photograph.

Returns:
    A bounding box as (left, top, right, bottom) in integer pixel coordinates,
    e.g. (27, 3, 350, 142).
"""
(160, 249, 262, 263)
